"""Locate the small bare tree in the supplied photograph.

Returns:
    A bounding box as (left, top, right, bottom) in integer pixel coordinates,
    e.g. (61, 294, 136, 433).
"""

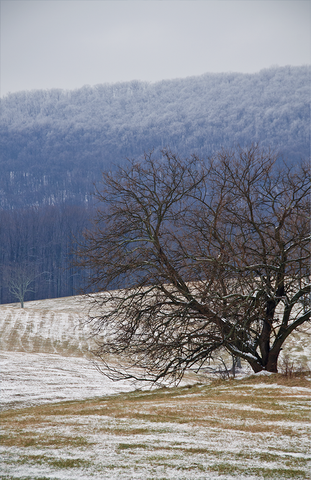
(7, 264, 38, 308)
(76, 146, 310, 383)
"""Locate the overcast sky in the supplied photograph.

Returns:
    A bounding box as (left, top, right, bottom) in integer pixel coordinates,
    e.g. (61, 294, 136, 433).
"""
(1, 0, 310, 97)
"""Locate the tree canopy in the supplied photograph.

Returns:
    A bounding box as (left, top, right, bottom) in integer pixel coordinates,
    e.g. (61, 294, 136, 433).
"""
(76, 145, 310, 382)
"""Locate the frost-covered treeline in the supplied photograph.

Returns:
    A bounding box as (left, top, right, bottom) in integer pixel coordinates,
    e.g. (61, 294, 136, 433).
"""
(0, 65, 309, 208)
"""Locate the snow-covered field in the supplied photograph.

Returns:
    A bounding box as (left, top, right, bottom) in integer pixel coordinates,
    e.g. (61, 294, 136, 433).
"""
(0, 351, 143, 411)
(0, 296, 149, 411)
(1, 377, 311, 480)
(1, 295, 310, 479)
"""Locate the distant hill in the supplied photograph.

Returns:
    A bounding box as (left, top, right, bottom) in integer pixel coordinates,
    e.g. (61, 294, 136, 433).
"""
(0, 65, 310, 209)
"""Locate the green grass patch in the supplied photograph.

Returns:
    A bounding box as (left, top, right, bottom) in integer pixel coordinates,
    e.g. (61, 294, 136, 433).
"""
(0, 433, 89, 449)
(12, 454, 91, 469)
(117, 442, 150, 450)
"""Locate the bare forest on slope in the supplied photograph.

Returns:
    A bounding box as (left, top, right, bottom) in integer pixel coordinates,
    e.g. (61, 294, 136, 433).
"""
(0, 66, 310, 304)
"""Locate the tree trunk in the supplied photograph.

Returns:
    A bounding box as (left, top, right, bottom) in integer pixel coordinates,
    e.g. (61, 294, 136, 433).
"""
(247, 358, 264, 373)
(265, 350, 280, 373)
(247, 349, 280, 374)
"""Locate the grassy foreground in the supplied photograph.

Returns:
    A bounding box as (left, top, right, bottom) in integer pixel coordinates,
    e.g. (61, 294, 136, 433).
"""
(1, 374, 310, 480)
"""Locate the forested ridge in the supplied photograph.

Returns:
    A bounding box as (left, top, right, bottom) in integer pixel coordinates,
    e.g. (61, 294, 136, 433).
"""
(0, 65, 309, 208)
(0, 65, 310, 304)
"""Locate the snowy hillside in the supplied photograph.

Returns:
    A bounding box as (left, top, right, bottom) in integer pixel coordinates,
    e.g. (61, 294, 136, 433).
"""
(0, 296, 311, 368)
(0, 295, 147, 410)
(1, 294, 309, 366)
(0, 295, 92, 356)
(0, 294, 310, 411)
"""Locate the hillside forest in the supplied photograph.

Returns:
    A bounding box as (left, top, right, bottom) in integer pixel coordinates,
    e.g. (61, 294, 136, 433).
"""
(0, 65, 310, 304)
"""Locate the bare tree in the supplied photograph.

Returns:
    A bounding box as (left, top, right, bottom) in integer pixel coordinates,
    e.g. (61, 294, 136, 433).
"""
(7, 263, 38, 308)
(76, 146, 310, 382)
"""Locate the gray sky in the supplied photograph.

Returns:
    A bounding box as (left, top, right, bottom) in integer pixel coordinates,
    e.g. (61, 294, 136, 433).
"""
(1, 0, 310, 97)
